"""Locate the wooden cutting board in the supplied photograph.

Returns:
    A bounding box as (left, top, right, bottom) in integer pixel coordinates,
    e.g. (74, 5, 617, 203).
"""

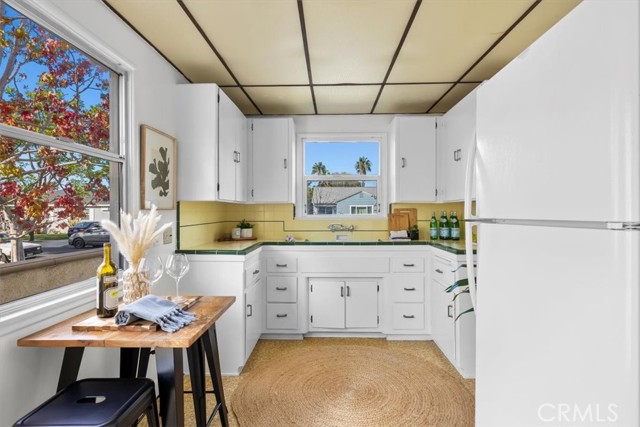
(388, 212, 410, 231)
(72, 296, 200, 332)
(393, 208, 417, 227)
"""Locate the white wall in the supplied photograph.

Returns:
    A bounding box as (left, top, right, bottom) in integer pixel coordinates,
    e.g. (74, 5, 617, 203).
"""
(291, 114, 396, 134)
(0, 0, 187, 424)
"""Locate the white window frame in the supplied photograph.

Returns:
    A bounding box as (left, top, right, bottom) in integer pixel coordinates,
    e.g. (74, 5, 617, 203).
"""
(0, 0, 134, 300)
(296, 133, 387, 220)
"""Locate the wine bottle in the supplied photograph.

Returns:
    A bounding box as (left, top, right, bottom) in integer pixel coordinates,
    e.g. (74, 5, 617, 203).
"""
(429, 211, 439, 241)
(450, 211, 460, 241)
(97, 243, 118, 318)
(439, 211, 450, 240)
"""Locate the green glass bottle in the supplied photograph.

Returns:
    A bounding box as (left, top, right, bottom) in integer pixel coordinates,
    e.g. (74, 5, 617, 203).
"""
(450, 211, 460, 241)
(429, 212, 439, 240)
(97, 243, 118, 318)
(439, 211, 450, 240)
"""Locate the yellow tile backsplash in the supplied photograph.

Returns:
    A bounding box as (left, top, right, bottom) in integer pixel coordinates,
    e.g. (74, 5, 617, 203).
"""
(178, 201, 467, 248)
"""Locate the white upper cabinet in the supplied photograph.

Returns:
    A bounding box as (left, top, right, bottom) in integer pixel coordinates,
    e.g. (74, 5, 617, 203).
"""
(388, 116, 437, 202)
(437, 88, 478, 202)
(218, 90, 247, 202)
(176, 83, 219, 201)
(175, 84, 247, 202)
(249, 117, 294, 203)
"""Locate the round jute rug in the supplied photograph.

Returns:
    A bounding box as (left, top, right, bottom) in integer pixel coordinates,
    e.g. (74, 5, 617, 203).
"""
(231, 345, 474, 427)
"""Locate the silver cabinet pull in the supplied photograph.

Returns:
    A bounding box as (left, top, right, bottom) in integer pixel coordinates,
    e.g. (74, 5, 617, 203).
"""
(404, 287, 416, 291)
(247, 304, 253, 317)
(403, 314, 415, 319)
(275, 286, 287, 291)
(340, 286, 344, 297)
(276, 263, 288, 268)
(346, 286, 351, 297)
(435, 268, 444, 274)
(284, 158, 287, 169)
(401, 157, 406, 168)
(276, 314, 288, 318)
(403, 263, 415, 267)
(447, 305, 453, 318)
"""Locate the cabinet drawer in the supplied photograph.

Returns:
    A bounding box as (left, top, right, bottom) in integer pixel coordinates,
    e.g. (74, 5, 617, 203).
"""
(266, 276, 297, 303)
(245, 261, 262, 288)
(266, 303, 298, 330)
(391, 257, 424, 273)
(391, 276, 425, 302)
(432, 256, 454, 285)
(266, 256, 297, 273)
(392, 303, 425, 330)
(393, 304, 424, 329)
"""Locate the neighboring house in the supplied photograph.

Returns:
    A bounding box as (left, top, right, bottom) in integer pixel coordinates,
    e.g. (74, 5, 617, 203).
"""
(311, 187, 378, 215)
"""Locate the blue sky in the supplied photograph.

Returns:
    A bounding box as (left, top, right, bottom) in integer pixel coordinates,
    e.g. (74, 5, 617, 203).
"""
(304, 141, 379, 175)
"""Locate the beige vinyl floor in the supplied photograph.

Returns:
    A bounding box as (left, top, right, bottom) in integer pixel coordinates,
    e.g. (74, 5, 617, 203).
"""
(179, 338, 475, 427)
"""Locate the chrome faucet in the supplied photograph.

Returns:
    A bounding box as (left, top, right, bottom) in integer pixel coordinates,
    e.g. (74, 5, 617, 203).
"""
(328, 224, 355, 232)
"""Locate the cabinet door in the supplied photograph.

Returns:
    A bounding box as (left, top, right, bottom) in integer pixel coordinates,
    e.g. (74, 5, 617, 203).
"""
(430, 280, 455, 362)
(437, 88, 477, 202)
(218, 90, 239, 202)
(309, 280, 345, 329)
(235, 113, 248, 201)
(251, 118, 292, 203)
(345, 281, 378, 328)
(389, 116, 436, 202)
(245, 280, 262, 359)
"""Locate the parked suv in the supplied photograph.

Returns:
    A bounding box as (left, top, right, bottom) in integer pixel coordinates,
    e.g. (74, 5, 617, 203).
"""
(67, 221, 99, 237)
(68, 224, 110, 248)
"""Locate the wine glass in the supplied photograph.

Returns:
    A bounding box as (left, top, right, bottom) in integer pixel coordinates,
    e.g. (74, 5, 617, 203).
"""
(165, 254, 190, 303)
(138, 256, 164, 286)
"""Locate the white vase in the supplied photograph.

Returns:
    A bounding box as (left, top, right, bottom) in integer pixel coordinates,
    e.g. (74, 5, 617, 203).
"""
(241, 228, 253, 238)
(232, 228, 241, 239)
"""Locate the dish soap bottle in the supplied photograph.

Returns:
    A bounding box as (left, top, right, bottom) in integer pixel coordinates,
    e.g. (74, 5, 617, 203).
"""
(97, 243, 118, 318)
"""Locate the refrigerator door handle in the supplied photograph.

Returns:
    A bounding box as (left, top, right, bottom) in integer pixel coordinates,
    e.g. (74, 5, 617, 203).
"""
(464, 132, 478, 312)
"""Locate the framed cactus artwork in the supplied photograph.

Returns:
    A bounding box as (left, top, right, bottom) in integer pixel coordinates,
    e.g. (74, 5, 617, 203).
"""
(140, 124, 177, 210)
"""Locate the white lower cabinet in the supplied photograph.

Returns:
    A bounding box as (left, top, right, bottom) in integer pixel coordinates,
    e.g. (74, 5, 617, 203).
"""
(182, 253, 262, 375)
(309, 279, 379, 330)
(430, 252, 476, 378)
(266, 276, 299, 330)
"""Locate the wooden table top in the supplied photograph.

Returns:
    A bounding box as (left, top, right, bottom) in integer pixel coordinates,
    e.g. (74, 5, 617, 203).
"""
(17, 296, 235, 349)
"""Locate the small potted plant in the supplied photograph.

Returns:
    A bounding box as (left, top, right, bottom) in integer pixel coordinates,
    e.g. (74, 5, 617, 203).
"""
(237, 219, 254, 238)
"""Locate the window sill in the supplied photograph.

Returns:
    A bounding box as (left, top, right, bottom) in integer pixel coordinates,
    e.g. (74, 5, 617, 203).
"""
(0, 249, 102, 304)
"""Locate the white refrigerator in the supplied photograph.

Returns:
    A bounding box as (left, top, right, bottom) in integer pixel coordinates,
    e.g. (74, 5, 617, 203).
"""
(464, 1, 640, 426)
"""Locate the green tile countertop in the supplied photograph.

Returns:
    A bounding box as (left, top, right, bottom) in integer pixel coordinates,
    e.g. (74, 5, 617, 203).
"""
(177, 239, 475, 256)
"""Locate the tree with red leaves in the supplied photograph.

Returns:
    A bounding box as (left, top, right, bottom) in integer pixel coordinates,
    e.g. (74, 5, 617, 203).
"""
(0, 2, 112, 261)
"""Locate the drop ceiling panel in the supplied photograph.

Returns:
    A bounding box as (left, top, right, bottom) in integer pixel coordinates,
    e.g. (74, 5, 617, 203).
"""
(245, 87, 315, 115)
(388, 0, 533, 83)
(428, 82, 481, 114)
(221, 87, 260, 116)
(104, 0, 234, 84)
(304, 0, 415, 84)
(374, 84, 451, 114)
(182, 0, 309, 86)
(465, 0, 581, 81)
(314, 86, 381, 114)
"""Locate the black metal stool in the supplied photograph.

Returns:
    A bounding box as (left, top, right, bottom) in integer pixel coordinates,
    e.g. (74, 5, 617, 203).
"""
(13, 378, 159, 427)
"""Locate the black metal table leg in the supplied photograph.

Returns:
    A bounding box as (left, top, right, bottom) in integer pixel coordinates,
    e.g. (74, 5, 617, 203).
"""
(57, 347, 84, 392)
(187, 339, 207, 427)
(120, 348, 139, 378)
(137, 347, 152, 378)
(201, 324, 229, 427)
(155, 348, 184, 427)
